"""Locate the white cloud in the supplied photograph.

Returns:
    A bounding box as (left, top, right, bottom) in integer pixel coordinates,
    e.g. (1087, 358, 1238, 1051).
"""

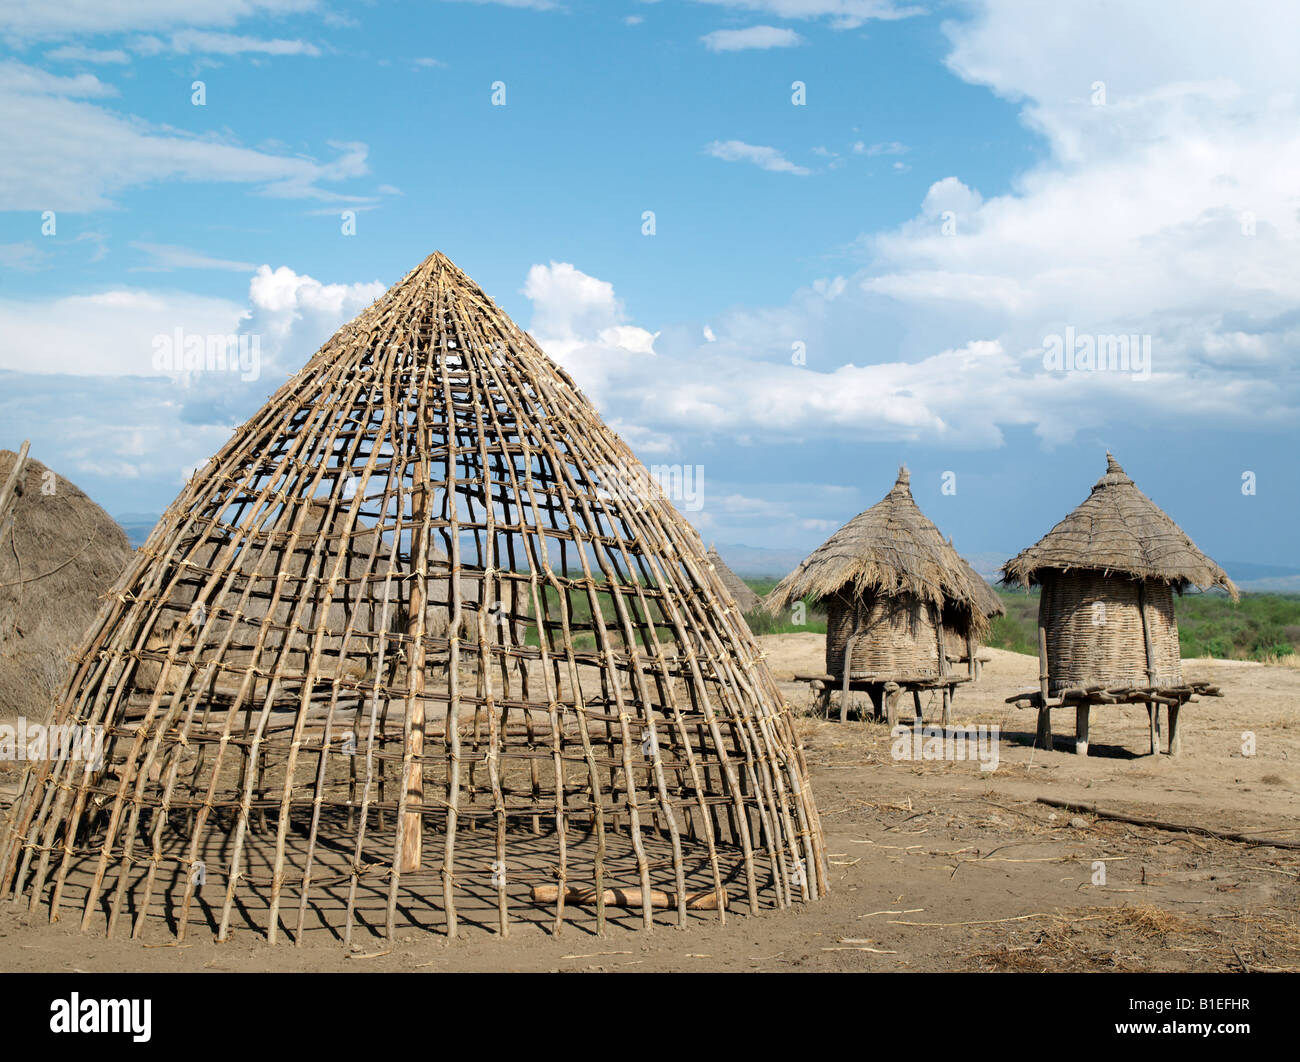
(701, 25, 804, 51)
(0, 289, 245, 377)
(141, 30, 321, 56)
(705, 139, 811, 175)
(0, 264, 383, 386)
(0, 1, 319, 39)
(0, 60, 371, 210)
(45, 45, 131, 64)
(853, 139, 907, 155)
(131, 243, 258, 272)
(691, 1, 921, 30)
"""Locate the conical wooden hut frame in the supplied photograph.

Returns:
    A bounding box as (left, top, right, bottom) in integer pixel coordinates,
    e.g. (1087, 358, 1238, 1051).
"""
(768, 467, 986, 724)
(0, 252, 825, 944)
(1002, 454, 1236, 756)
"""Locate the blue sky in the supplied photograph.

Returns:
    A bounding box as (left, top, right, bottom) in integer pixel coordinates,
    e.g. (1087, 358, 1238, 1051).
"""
(0, 0, 1296, 573)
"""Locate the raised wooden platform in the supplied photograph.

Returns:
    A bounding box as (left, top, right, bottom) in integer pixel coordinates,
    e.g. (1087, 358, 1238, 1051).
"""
(794, 672, 971, 726)
(1004, 681, 1222, 756)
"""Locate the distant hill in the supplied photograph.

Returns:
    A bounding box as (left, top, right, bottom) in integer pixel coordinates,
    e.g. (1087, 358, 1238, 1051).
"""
(115, 513, 159, 548)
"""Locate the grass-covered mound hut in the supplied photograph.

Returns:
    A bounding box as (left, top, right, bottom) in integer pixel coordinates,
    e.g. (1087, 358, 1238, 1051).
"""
(706, 545, 760, 615)
(0, 445, 132, 721)
(1002, 453, 1237, 755)
(768, 466, 986, 721)
(0, 252, 825, 945)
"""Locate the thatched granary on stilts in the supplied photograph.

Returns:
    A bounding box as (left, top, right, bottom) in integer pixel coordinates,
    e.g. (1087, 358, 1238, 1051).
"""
(0, 444, 133, 721)
(706, 545, 760, 615)
(1001, 453, 1236, 756)
(768, 466, 987, 724)
(0, 252, 826, 945)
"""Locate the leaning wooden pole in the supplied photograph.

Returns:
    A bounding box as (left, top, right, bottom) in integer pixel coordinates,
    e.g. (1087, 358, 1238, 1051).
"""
(0, 439, 30, 527)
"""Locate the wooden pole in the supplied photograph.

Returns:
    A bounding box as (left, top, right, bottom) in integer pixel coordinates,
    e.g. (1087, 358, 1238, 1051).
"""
(1137, 580, 1163, 758)
(1168, 703, 1182, 756)
(1075, 705, 1090, 756)
(1036, 581, 1052, 751)
(399, 453, 428, 874)
(0, 439, 30, 526)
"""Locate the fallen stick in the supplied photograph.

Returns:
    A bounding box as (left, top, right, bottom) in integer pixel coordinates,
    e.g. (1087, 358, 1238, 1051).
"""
(531, 884, 722, 910)
(1037, 797, 1300, 850)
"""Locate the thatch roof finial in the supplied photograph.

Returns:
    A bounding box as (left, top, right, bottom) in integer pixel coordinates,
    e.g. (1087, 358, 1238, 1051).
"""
(894, 464, 910, 492)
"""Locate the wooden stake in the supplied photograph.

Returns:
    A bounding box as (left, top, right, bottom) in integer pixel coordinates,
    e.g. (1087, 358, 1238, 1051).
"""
(1036, 581, 1052, 751)
(1075, 704, 1089, 757)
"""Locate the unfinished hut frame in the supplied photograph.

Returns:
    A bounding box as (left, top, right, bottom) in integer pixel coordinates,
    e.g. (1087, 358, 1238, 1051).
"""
(1002, 454, 1236, 756)
(768, 467, 988, 726)
(0, 252, 826, 944)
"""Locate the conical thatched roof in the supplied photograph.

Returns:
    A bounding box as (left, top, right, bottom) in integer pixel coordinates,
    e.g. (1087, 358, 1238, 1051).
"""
(2, 251, 825, 944)
(0, 450, 132, 721)
(957, 554, 1005, 619)
(767, 466, 984, 623)
(1002, 453, 1238, 599)
(707, 545, 760, 614)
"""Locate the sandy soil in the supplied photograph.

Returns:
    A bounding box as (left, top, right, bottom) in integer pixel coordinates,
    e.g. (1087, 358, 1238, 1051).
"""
(1, 637, 1296, 972)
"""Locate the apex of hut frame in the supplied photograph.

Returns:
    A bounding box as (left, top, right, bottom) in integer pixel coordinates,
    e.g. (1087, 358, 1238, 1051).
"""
(894, 464, 910, 491)
(1105, 451, 1123, 475)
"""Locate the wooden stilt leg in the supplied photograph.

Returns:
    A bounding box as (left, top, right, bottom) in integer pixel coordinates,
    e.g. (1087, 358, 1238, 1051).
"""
(1075, 704, 1090, 757)
(1168, 703, 1182, 756)
(868, 684, 884, 721)
(1036, 707, 1053, 751)
(911, 689, 922, 724)
(1148, 702, 1161, 757)
(941, 685, 952, 727)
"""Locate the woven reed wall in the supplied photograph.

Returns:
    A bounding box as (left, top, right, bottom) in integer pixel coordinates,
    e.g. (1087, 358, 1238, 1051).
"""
(1041, 571, 1182, 693)
(943, 624, 972, 662)
(825, 589, 942, 680)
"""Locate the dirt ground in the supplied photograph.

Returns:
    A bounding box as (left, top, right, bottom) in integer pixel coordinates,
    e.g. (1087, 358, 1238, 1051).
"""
(0, 637, 1296, 972)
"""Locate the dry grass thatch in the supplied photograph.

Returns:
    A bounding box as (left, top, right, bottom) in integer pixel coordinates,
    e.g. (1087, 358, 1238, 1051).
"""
(767, 466, 985, 629)
(1001, 453, 1238, 599)
(707, 545, 760, 613)
(0, 451, 132, 720)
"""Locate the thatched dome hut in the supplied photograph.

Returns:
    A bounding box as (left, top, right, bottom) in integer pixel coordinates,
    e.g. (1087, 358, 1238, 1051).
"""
(768, 466, 986, 682)
(706, 545, 760, 614)
(0, 450, 132, 721)
(1002, 453, 1237, 695)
